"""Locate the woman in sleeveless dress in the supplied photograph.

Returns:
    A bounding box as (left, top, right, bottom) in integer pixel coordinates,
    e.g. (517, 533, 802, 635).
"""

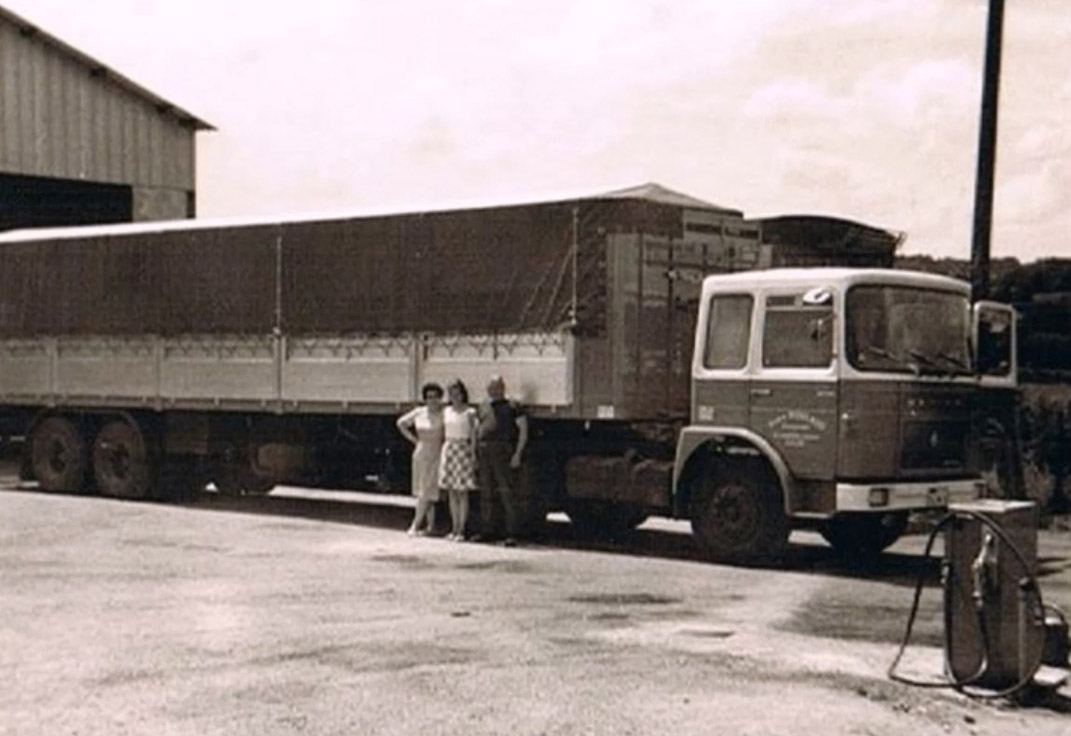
(396, 382, 445, 535)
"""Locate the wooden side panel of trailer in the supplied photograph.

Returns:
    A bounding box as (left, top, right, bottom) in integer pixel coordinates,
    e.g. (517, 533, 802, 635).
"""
(0, 331, 573, 414)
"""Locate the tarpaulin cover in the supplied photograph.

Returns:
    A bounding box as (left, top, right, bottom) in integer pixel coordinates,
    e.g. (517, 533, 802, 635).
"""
(0, 193, 699, 338)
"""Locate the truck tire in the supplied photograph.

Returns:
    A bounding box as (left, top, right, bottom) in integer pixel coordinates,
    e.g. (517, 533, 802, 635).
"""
(565, 500, 648, 540)
(93, 419, 154, 500)
(30, 416, 88, 493)
(689, 461, 789, 566)
(820, 512, 908, 558)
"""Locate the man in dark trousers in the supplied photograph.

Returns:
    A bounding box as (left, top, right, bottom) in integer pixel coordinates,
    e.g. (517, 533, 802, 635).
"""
(476, 375, 528, 545)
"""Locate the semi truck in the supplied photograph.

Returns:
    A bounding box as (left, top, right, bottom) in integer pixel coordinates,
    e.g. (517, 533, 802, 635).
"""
(0, 185, 1017, 564)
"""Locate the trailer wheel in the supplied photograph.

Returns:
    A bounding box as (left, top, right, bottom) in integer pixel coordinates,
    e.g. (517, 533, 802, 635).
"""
(689, 461, 789, 565)
(565, 501, 648, 540)
(820, 512, 908, 558)
(30, 417, 88, 493)
(93, 420, 153, 500)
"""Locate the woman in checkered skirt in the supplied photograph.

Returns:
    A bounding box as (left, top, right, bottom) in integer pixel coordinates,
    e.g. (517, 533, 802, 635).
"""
(439, 379, 479, 540)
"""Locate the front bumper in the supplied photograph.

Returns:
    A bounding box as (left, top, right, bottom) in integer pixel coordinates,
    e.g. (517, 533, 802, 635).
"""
(835, 478, 985, 512)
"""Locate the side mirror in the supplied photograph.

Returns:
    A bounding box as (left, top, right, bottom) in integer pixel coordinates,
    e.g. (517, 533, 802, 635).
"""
(972, 301, 1017, 387)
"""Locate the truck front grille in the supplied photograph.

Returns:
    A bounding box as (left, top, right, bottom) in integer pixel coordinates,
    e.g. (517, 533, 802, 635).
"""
(901, 420, 969, 471)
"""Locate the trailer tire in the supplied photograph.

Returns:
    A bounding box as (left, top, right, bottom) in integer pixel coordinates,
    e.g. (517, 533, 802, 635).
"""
(689, 461, 789, 566)
(30, 416, 88, 493)
(93, 419, 153, 500)
(820, 512, 908, 558)
(565, 501, 648, 540)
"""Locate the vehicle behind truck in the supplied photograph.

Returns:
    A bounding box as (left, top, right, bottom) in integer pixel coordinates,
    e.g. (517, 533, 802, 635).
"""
(0, 187, 1015, 565)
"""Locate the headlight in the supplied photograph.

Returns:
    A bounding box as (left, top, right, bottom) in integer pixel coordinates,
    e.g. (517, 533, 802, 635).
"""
(868, 487, 890, 507)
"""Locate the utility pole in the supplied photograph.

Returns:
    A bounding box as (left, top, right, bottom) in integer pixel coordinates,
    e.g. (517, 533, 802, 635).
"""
(970, 0, 1005, 302)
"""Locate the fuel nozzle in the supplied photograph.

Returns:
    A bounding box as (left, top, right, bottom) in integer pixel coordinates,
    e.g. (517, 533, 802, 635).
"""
(970, 530, 998, 611)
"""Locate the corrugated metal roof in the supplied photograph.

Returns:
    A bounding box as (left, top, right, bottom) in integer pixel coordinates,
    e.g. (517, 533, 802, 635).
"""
(0, 4, 213, 131)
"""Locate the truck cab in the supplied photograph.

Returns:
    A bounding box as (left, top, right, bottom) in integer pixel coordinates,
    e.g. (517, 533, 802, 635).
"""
(674, 268, 1009, 564)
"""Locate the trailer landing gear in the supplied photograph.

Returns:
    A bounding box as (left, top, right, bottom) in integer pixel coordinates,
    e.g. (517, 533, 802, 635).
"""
(214, 462, 275, 496)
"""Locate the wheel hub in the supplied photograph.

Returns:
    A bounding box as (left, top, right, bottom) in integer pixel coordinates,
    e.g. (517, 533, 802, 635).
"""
(711, 485, 759, 541)
(48, 441, 69, 473)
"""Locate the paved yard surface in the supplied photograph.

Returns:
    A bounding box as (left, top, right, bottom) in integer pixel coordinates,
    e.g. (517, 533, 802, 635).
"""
(2, 473, 1070, 736)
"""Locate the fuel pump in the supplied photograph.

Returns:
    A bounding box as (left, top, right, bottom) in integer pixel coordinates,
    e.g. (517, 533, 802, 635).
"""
(889, 500, 1070, 698)
(945, 500, 1045, 690)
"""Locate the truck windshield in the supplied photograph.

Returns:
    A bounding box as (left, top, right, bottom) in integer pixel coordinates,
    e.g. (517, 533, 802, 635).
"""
(846, 286, 970, 375)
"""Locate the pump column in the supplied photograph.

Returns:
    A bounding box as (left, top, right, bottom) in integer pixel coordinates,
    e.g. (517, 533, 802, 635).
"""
(945, 499, 1042, 690)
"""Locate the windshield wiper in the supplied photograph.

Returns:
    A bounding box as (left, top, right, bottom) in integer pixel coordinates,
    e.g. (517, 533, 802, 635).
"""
(860, 345, 919, 374)
(907, 349, 956, 377)
(935, 352, 970, 373)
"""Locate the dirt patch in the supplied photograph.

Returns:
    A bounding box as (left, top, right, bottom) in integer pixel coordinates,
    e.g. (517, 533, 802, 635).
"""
(455, 560, 534, 574)
(369, 553, 433, 569)
(568, 592, 682, 606)
(251, 641, 477, 673)
(120, 537, 229, 553)
(588, 611, 630, 622)
(681, 628, 735, 639)
(781, 591, 943, 647)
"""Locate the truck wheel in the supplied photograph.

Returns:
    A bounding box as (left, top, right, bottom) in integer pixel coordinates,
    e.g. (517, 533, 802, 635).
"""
(820, 512, 908, 558)
(30, 417, 88, 493)
(689, 462, 789, 565)
(93, 420, 154, 500)
(565, 501, 648, 540)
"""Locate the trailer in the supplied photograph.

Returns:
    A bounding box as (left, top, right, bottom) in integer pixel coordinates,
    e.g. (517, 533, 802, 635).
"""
(0, 184, 1011, 563)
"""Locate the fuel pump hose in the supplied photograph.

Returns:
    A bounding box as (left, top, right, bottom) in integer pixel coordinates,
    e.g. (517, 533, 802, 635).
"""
(887, 509, 1048, 699)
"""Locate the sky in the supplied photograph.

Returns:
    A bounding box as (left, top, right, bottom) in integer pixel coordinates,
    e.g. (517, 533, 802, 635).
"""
(5, 0, 1070, 260)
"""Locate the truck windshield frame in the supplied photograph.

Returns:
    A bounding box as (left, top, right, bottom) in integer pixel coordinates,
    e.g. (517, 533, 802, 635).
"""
(846, 285, 971, 376)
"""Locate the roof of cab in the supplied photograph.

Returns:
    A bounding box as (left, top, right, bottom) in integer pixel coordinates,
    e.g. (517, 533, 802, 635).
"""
(701, 267, 970, 294)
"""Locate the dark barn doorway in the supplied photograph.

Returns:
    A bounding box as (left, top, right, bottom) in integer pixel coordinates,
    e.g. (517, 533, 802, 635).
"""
(0, 173, 132, 231)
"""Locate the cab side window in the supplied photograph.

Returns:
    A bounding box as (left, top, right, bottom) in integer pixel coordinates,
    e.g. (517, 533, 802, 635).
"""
(762, 295, 833, 368)
(703, 294, 752, 369)
(976, 308, 1013, 377)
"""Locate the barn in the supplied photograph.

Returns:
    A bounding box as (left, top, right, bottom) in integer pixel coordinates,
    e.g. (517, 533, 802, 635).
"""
(0, 4, 212, 231)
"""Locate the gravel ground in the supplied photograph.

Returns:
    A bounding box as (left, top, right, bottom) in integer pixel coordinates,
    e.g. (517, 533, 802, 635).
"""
(2, 474, 1070, 736)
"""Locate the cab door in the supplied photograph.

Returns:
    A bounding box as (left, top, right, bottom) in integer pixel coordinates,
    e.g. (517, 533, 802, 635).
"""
(748, 289, 839, 480)
(691, 292, 753, 429)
